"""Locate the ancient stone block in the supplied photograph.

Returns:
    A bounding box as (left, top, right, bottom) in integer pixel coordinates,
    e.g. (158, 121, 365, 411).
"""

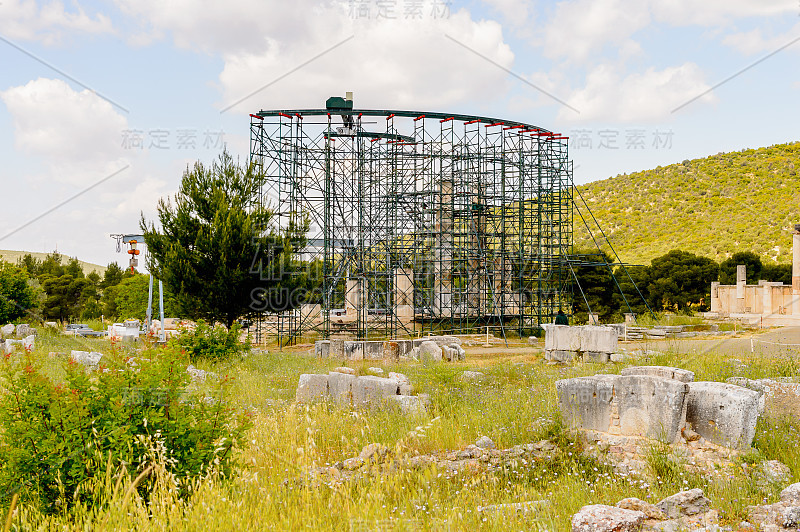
(545, 350, 576, 363)
(727, 377, 800, 422)
(556, 376, 616, 433)
(686, 382, 761, 449)
(363, 341, 384, 360)
(296, 374, 329, 403)
(396, 340, 413, 357)
(622, 366, 695, 383)
(656, 488, 710, 519)
(418, 340, 442, 363)
(0, 324, 13, 337)
(328, 371, 356, 407)
(571, 504, 646, 532)
(352, 375, 399, 407)
(382, 341, 399, 361)
(330, 339, 344, 358)
(342, 341, 364, 360)
(614, 375, 688, 441)
(70, 350, 103, 369)
(544, 325, 582, 352)
(387, 395, 426, 416)
(315, 340, 330, 358)
(580, 325, 617, 354)
(583, 351, 610, 363)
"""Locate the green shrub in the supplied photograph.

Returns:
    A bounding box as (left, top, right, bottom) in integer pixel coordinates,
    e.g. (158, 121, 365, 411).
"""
(0, 346, 252, 513)
(172, 321, 249, 362)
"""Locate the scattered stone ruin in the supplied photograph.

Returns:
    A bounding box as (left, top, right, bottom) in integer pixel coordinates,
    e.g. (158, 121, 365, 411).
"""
(314, 335, 465, 362)
(0, 323, 36, 353)
(296, 368, 429, 415)
(543, 324, 619, 363)
(556, 366, 761, 449)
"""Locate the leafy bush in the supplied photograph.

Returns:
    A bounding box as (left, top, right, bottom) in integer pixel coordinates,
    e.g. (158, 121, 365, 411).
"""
(0, 346, 251, 513)
(172, 321, 249, 362)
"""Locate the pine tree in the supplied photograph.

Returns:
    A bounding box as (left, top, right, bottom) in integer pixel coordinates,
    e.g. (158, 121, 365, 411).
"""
(141, 152, 307, 328)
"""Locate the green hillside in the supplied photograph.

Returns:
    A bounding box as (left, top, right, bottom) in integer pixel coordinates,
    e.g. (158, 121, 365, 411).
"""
(0, 249, 107, 276)
(575, 141, 800, 266)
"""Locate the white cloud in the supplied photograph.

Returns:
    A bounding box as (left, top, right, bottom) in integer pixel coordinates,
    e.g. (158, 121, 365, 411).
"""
(651, 0, 795, 27)
(538, 0, 650, 63)
(114, 0, 340, 54)
(0, 0, 113, 45)
(1, 78, 129, 185)
(558, 63, 715, 122)
(722, 22, 800, 55)
(217, 8, 514, 112)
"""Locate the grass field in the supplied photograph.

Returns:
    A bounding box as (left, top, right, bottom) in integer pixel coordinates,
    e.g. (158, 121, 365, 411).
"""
(2, 328, 799, 530)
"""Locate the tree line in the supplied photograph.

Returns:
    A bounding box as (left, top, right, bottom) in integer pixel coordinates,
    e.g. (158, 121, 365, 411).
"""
(571, 249, 791, 323)
(0, 253, 178, 324)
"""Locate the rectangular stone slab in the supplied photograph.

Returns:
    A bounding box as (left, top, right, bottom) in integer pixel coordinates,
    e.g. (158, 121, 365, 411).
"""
(352, 376, 400, 407)
(544, 325, 582, 352)
(296, 374, 329, 403)
(328, 371, 356, 407)
(615, 375, 689, 441)
(580, 325, 618, 354)
(621, 366, 695, 383)
(556, 376, 616, 432)
(686, 382, 761, 449)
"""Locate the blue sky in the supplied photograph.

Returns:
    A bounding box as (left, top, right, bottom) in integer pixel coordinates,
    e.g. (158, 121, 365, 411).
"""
(1, 0, 798, 268)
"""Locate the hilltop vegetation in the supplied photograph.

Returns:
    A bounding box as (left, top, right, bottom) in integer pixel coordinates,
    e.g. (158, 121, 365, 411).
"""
(0, 249, 106, 276)
(575, 142, 800, 266)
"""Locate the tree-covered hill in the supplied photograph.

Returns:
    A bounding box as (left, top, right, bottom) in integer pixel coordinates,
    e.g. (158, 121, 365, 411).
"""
(575, 142, 800, 266)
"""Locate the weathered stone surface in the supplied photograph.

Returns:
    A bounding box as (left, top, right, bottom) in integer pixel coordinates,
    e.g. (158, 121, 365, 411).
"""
(363, 341, 384, 360)
(545, 349, 576, 363)
(580, 325, 618, 354)
(70, 350, 103, 368)
(15, 324, 35, 337)
(781, 482, 800, 503)
(616, 498, 665, 519)
(615, 375, 689, 441)
(475, 436, 495, 449)
(583, 351, 610, 363)
(556, 375, 616, 433)
(367, 366, 384, 375)
(758, 460, 791, 486)
(384, 371, 406, 384)
(314, 340, 330, 358)
(296, 374, 329, 403)
(383, 341, 400, 361)
(352, 375, 399, 407)
(686, 382, 760, 449)
(656, 488, 711, 519)
(610, 352, 626, 363)
(544, 325, 582, 352)
(333, 366, 355, 375)
(387, 395, 426, 415)
(571, 504, 646, 532)
(727, 377, 800, 422)
(418, 340, 442, 363)
(342, 341, 364, 360)
(187, 364, 217, 382)
(647, 510, 718, 531)
(0, 324, 14, 337)
(330, 339, 344, 358)
(783, 506, 800, 528)
(622, 366, 695, 383)
(21, 335, 34, 351)
(460, 370, 486, 382)
(328, 371, 356, 407)
(413, 335, 462, 347)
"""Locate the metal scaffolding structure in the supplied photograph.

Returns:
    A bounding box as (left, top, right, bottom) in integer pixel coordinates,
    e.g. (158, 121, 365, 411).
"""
(248, 96, 573, 342)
